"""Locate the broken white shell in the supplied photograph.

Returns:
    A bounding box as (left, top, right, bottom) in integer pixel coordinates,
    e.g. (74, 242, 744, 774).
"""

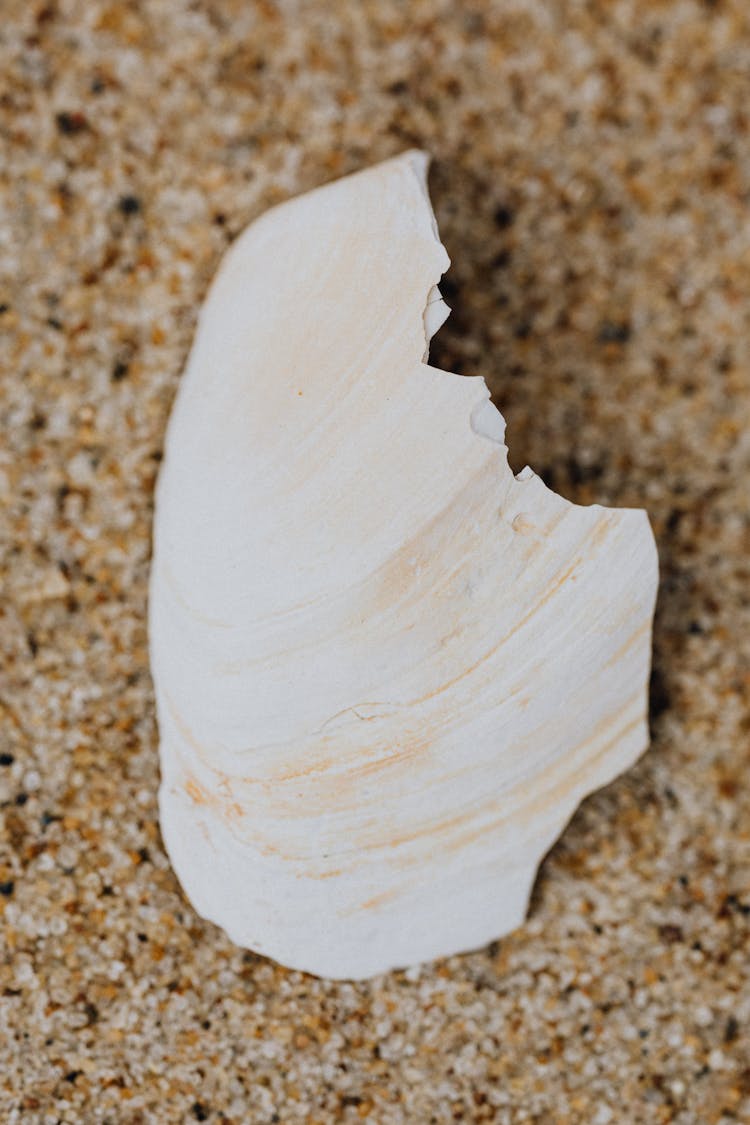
(149, 151, 658, 980)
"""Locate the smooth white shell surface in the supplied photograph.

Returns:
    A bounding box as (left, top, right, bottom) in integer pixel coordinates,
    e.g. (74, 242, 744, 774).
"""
(149, 151, 658, 979)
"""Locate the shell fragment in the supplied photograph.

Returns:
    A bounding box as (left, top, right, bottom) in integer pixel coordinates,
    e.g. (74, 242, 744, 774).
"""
(149, 151, 658, 979)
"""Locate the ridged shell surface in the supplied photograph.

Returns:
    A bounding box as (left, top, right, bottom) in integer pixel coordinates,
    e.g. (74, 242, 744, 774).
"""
(149, 151, 658, 979)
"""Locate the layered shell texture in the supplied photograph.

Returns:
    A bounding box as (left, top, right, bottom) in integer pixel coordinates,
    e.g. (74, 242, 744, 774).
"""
(149, 151, 658, 979)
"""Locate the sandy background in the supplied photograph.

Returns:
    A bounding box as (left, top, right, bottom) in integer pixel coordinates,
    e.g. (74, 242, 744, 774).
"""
(1, 1, 749, 1122)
